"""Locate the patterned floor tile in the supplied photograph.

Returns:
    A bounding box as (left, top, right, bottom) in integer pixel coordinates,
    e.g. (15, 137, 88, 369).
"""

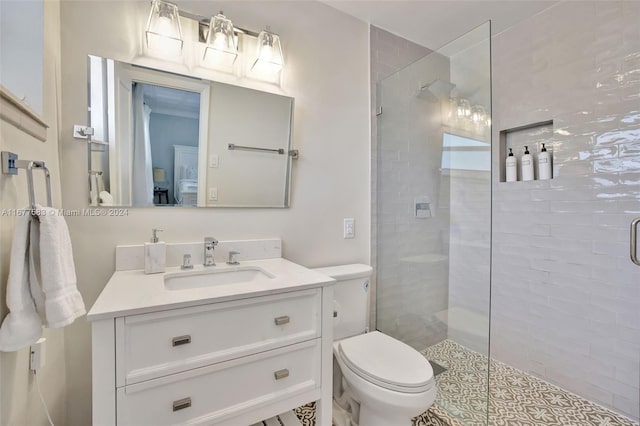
(424, 340, 638, 426)
(294, 339, 638, 426)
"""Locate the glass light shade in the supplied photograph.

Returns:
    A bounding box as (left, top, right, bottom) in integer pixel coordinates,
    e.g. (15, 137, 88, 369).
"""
(455, 97, 471, 119)
(203, 12, 238, 68)
(471, 105, 486, 124)
(145, 0, 183, 56)
(251, 28, 284, 74)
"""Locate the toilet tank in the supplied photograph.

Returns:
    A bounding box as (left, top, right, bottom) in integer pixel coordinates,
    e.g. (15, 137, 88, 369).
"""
(312, 264, 372, 340)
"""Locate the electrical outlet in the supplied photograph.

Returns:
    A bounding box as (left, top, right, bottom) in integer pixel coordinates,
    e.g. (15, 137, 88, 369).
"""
(209, 188, 218, 201)
(344, 218, 355, 239)
(209, 155, 219, 168)
(30, 337, 46, 371)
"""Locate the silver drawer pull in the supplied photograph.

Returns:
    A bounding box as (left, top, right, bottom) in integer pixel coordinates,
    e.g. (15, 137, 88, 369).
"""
(173, 397, 191, 411)
(172, 335, 191, 347)
(274, 369, 289, 380)
(274, 316, 290, 326)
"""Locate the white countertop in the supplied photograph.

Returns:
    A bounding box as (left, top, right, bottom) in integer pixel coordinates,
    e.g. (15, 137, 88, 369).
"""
(87, 258, 335, 321)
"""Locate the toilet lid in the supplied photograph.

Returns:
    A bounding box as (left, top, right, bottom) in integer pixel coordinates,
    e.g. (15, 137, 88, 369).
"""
(338, 331, 434, 393)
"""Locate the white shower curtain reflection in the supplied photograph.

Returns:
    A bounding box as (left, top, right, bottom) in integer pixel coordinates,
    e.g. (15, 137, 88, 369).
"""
(131, 84, 154, 206)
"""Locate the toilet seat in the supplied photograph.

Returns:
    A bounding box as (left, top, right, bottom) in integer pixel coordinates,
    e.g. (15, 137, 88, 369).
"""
(337, 331, 434, 393)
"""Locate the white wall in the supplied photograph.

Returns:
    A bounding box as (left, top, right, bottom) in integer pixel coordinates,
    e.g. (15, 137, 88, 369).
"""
(0, 1, 67, 425)
(58, 1, 370, 424)
(206, 82, 292, 207)
(491, 1, 640, 420)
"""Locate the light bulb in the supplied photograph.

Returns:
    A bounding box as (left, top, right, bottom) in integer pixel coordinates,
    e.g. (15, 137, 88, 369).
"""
(259, 44, 274, 62)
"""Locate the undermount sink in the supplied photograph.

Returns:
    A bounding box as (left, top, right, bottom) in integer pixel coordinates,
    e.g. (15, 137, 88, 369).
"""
(165, 267, 275, 291)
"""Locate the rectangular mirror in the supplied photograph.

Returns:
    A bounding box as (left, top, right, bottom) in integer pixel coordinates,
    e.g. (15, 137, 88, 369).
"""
(87, 55, 295, 208)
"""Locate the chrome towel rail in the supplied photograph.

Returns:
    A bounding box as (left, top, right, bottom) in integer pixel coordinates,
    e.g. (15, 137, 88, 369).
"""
(227, 143, 299, 159)
(1, 151, 53, 209)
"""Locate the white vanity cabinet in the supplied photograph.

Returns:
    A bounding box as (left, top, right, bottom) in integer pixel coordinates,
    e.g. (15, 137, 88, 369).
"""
(91, 285, 334, 426)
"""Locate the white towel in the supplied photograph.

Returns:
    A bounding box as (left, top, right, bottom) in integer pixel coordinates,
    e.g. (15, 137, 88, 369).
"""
(34, 206, 86, 328)
(99, 190, 113, 206)
(0, 206, 86, 351)
(90, 174, 98, 205)
(96, 173, 105, 194)
(0, 212, 45, 352)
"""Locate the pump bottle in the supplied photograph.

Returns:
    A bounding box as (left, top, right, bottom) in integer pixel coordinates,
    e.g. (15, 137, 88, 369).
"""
(144, 228, 166, 274)
(506, 148, 517, 182)
(537, 143, 552, 180)
(521, 146, 534, 181)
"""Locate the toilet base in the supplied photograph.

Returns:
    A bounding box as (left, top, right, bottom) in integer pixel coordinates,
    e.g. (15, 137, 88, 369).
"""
(333, 378, 437, 426)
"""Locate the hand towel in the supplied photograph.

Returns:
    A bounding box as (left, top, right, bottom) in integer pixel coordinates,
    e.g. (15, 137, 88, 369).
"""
(34, 206, 86, 328)
(90, 174, 98, 205)
(29, 219, 46, 322)
(99, 190, 113, 206)
(0, 212, 44, 352)
(97, 173, 105, 194)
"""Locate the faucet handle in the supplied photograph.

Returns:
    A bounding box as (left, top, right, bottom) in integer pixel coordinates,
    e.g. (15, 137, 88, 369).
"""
(151, 228, 164, 243)
(204, 237, 218, 246)
(181, 254, 193, 270)
(227, 251, 240, 265)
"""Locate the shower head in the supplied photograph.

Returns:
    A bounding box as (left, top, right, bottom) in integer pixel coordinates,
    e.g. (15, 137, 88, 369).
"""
(418, 79, 456, 101)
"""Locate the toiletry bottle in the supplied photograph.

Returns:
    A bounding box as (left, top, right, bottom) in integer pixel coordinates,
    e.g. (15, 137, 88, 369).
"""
(521, 145, 534, 181)
(144, 228, 166, 274)
(537, 143, 552, 180)
(506, 148, 517, 182)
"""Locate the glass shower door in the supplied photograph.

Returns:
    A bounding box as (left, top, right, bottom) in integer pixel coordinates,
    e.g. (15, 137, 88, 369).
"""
(375, 22, 492, 425)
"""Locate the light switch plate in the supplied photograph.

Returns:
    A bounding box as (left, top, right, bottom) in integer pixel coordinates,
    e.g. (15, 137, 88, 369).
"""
(209, 188, 218, 201)
(209, 155, 219, 168)
(344, 218, 355, 239)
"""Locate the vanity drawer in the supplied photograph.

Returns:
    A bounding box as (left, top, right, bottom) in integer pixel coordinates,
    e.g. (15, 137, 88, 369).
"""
(117, 288, 321, 385)
(117, 339, 321, 426)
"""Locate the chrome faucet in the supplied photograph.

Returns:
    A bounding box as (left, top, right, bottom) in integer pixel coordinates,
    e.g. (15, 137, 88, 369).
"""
(204, 237, 218, 266)
(227, 251, 240, 265)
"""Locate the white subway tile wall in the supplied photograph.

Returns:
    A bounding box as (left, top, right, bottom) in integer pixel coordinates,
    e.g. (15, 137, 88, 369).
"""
(491, 1, 640, 421)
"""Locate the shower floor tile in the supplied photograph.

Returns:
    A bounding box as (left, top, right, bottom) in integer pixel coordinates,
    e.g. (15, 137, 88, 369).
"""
(422, 339, 638, 426)
(293, 339, 638, 426)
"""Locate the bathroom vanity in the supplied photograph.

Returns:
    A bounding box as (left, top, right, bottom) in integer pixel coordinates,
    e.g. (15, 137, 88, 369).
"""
(87, 240, 335, 426)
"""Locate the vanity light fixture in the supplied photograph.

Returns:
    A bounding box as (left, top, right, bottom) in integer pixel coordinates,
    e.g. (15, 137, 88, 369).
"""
(145, 0, 183, 56)
(251, 27, 284, 74)
(471, 104, 488, 130)
(446, 96, 490, 134)
(203, 11, 238, 68)
(143, 4, 285, 80)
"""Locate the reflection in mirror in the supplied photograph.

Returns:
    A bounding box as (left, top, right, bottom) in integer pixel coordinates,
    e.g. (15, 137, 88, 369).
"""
(87, 56, 295, 208)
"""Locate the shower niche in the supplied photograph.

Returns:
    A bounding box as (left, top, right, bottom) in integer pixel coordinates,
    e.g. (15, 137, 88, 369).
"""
(499, 120, 554, 182)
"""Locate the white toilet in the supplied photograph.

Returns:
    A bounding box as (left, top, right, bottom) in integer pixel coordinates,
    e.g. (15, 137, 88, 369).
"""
(313, 264, 436, 426)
